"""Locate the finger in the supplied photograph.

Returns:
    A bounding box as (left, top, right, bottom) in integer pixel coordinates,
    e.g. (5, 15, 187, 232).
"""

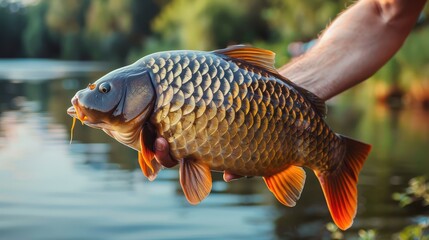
(154, 137, 178, 168)
(223, 171, 244, 182)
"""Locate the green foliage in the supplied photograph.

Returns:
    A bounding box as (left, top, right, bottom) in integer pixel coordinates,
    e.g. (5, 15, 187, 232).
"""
(396, 223, 429, 240)
(84, 0, 161, 63)
(86, 0, 132, 36)
(392, 176, 429, 207)
(2, 0, 429, 81)
(44, 0, 90, 60)
(372, 58, 401, 85)
(396, 27, 429, 82)
(391, 176, 429, 239)
(326, 222, 344, 240)
(45, 0, 89, 33)
(0, 2, 27, 57)
(23, 0, 60, 58)
(325, 223, 377, 240)
(61, 32, 88, 60)
(14, 0, 161, 63)
(370, 6, 429, 90)
(151, 0, 269, 50)
(263, 0, 352, 41)
(358, 230, 377, 240)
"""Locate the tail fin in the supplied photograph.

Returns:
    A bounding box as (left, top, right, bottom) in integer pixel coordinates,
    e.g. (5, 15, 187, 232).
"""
(315, 136, 371, 230)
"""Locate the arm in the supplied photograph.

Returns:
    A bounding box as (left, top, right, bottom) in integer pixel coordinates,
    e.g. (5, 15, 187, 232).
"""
(155, 0, 426, 173)
(279, 0, 426, 100)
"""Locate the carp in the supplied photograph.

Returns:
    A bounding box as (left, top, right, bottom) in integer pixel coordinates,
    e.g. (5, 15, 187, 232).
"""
(67, 45, 371, 230)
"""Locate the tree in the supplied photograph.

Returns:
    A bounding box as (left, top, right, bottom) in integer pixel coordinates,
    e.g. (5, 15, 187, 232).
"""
(151, 0, 270, 50)
(0, 2, 27, 58)
(23, 0, 60, 58)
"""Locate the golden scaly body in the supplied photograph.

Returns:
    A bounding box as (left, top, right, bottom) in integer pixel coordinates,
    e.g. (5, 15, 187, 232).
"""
(139, 50, 344, 177)
(68, 45, 371, 230)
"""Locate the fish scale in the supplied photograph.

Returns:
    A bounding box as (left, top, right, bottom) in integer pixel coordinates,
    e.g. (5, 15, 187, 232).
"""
(68, 45, 371, 230)
(141, 50, 343, 176)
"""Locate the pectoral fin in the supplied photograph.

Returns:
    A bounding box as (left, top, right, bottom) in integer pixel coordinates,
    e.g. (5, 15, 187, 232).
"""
(138, 125, 161, 181)
(138, 152, 161, 181)
(263, 166, 306, 207)
(179, 159, 212, 205)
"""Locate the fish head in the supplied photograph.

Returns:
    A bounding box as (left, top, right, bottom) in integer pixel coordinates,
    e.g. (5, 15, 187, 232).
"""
(67, 63, 156, 148)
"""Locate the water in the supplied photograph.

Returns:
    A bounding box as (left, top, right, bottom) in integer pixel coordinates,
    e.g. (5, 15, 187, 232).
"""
(0, 60, 428, 240)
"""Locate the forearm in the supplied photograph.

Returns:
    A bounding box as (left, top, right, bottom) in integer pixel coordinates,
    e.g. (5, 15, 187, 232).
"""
(154, 0, 426, 169)
(279, 0, 426, 101)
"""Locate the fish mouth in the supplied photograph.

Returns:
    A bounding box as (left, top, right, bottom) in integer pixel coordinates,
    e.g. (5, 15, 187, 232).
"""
(67, 104, 108, 130)
(67, 106, 84, 120)
(67, 96, 87, 122)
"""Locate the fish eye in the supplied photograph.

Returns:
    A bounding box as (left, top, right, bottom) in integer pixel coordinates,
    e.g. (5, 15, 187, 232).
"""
(98, 82, 111, 93)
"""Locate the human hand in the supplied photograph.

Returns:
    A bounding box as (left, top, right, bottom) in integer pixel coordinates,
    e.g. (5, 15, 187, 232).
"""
(153, 138, 178, 168)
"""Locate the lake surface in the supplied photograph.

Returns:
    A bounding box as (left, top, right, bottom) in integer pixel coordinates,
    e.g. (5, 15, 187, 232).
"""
(0, 59, 428, 240)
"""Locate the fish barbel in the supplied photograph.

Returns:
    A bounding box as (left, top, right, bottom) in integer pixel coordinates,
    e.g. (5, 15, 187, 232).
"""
(67, 45, 371, 230)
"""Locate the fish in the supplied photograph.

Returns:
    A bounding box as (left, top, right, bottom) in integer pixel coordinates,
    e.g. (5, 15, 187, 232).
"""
(67, 45, 371, 230)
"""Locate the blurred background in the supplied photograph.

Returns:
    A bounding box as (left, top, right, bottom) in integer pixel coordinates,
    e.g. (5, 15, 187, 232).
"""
(0, 0, 428, 239)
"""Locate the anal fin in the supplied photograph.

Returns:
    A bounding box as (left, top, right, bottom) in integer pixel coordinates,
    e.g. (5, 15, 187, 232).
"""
(263, 166, 306, 207)
(179, 159, 212, 205)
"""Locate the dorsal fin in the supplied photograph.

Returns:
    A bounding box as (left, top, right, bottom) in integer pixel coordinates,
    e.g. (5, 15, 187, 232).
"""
(212, 45, 277, 74)
(214, 44, 327, 118)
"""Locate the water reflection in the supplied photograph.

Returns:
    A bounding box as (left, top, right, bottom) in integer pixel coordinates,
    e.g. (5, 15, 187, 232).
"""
(0, 59, 109, 81)
(0, 60, 428, 239)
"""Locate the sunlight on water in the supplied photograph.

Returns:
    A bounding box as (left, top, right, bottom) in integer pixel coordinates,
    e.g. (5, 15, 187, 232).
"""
(0, 60, 428, 239)
(0, 106, 273, 240)
(0, 59, 109, 81)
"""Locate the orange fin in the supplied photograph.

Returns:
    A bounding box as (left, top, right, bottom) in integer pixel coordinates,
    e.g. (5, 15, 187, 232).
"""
(179, 159, 212, 205)
(138, 152, 161, 181)
(138, 124, 161, 181)
(213, 45, 277, 73)
(214, 45, 327, 117)
(316, 136, 371, 230)
(263, 166, 306, 207)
